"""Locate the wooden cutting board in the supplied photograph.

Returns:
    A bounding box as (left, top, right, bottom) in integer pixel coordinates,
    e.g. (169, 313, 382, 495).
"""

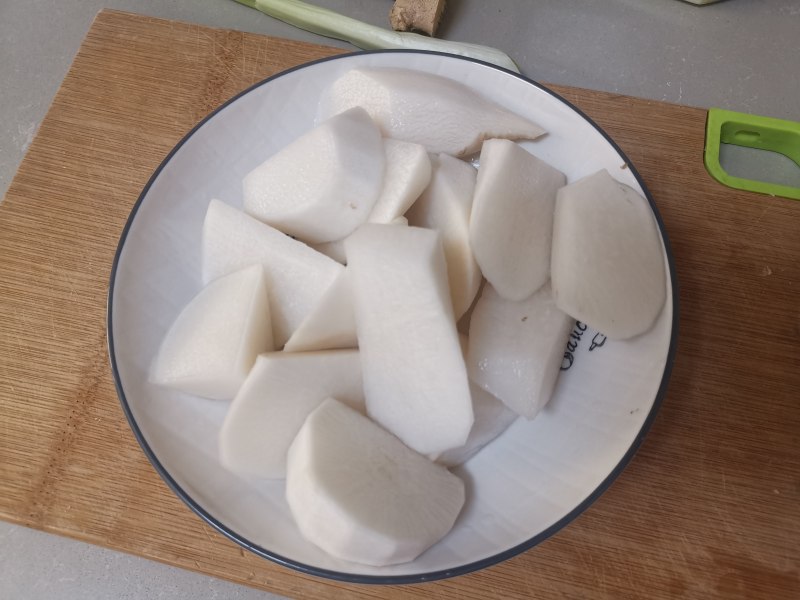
(0, 9, 797, 599)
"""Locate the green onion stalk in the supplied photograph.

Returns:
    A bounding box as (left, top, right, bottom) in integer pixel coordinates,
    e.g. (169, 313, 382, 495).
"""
(231, 0, 520, 73)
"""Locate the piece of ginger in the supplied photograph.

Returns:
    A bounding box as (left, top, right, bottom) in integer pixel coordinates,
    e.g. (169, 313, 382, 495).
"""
(389, 0, 447, 37)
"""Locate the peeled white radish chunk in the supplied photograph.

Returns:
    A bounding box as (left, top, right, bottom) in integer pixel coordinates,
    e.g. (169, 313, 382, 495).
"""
(406, 153, 481, 319)
(150, 265, 273, 400)
(202, 199, 342, 347)
(308, 142, 425, 265)
(470, 139, 566, 302)
(310, 239, 347, 265)
(467, 282, 573, 419)
(283, 269, 357, 352)
(319, 68, 546, 157)
(434, 335, 518, 467)
(219, 350, 363, 479)
(286, 398, 465, 566)
(552, 169, 666, 339)
(345, 224, 473, 455)
(435, 383, 519, 467)
(368, 139, 431, 223)
(243, 107, 384, 244)
(310, 215, 409, 266)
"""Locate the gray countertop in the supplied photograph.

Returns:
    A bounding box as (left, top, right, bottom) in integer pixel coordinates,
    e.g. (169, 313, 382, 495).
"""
(1, 1, 797, 598)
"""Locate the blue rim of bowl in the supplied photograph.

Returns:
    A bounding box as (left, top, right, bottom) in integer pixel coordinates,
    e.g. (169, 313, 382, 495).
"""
(107, 48, 679, 585)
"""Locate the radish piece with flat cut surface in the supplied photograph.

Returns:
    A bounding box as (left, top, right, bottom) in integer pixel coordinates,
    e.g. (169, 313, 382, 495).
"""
(309, 140, 427, 265)
(202, 199, 343, 347)
(406, 153, 481, 319)
(286, 398, 465, 566)
(283, 269, 357, 352)
(467, 282, 573, 419)
(310, 238, 347, 265)
(433, 335, 518, 467)
(310, 198, 414, 266)
(470, 139, 565, 302)
(369, 138, 431, 223)
(345, 224, 473, 455)
(319, 68, 545, 157)
(434, 383, 518, 467)
(150, 265, 273, 401)
(219, 350, 363, 479)
(243, 107, 384, 244)
(551, 169, 666, 339)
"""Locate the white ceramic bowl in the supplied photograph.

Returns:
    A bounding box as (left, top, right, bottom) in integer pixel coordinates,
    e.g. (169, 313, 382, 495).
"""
(108, 50, 678, 583)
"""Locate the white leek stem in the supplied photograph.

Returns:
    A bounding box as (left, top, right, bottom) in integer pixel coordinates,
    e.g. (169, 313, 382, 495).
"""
(232, 0, 520, 73)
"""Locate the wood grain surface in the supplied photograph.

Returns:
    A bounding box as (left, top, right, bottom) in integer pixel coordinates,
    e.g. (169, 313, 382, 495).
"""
(0, 9, 798, 599)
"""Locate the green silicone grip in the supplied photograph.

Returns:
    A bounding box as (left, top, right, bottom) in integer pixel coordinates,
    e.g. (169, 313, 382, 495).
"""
(704, 108, 800, 201)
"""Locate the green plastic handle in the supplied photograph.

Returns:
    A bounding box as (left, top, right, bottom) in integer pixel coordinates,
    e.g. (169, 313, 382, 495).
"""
(704, 108, 800, 201)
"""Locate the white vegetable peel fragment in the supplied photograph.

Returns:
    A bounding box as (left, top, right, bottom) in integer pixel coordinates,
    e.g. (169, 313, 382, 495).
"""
(551, 169, 666, 339)
(202, 199, 342, 347)
(345, 224, 474, 455)
(243, 106, 384, 244)
(467, 282, 573, 419)
(150, 265, 273, 400)
(406, 153, 481, 319)
(470, 139, 565, 302)
(286, 397, 465, 566)
(219, 350, 363, 479)
(319, 68, 545, 157)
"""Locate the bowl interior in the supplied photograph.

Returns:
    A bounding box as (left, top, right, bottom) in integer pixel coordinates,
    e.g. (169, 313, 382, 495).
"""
(109, 51, 676, 582)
